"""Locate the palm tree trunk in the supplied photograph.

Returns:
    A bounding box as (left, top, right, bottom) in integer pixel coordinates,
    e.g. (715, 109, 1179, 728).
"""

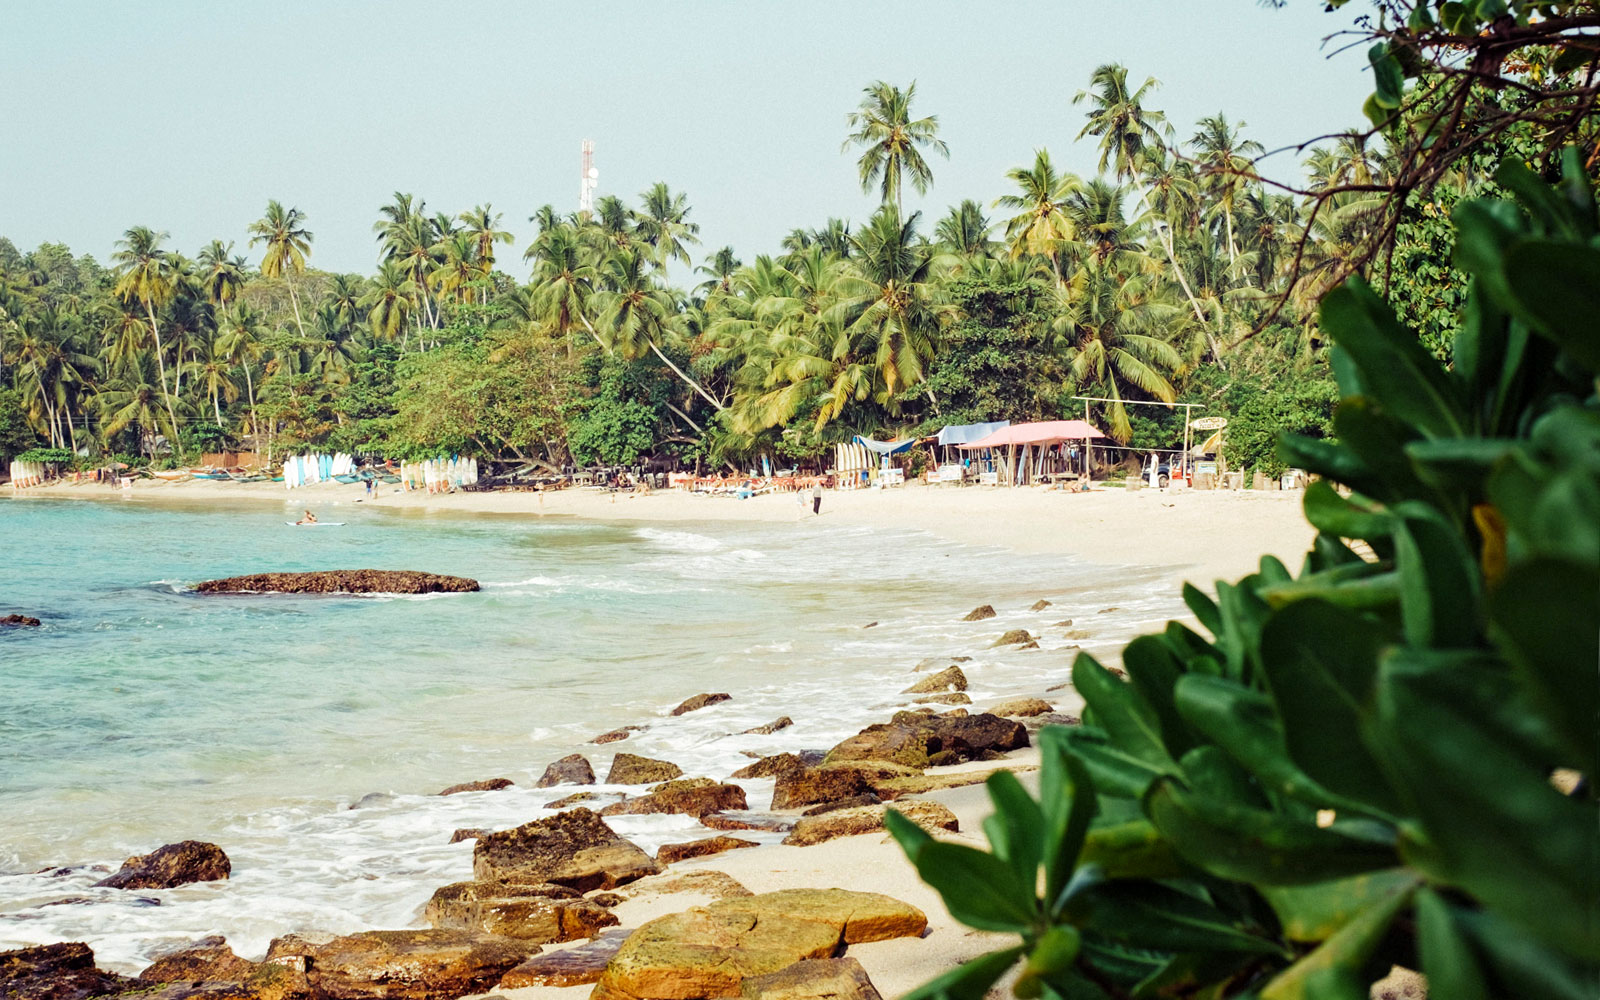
(647, 340, 724, 412)
(286, 276, 308, 338)
(242, 363, 258, 445)
(578, 314, 614, 355)
(143, 299, 181, 448)
(214, 389, 223, 428)
(1137, 191, 1227, 372)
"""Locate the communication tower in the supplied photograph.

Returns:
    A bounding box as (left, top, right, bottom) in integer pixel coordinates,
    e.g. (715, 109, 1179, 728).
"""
(579, 140, 598, 216)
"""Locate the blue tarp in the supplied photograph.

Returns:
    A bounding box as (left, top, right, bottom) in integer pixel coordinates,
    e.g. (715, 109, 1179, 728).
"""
(853, 435, 916, 457)
(936, 421, 1010, 446)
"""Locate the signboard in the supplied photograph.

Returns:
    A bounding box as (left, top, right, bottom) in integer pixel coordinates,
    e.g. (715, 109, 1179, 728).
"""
(1191, 416, 1229, 431)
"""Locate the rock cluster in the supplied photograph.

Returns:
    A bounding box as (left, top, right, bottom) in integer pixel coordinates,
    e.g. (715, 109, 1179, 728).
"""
(194, 571, 479, 595)
(821, 711, 1028, 771)
(265, 929, 532, 1000)
(425, 880, 616, 941)
(599, 779, 747, 818)
(0, 614, 41, 627)
(94, 840, 230, 890)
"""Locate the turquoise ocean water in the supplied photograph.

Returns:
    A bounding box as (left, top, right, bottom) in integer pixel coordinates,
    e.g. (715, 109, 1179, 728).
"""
(0, 495, 1181, 969)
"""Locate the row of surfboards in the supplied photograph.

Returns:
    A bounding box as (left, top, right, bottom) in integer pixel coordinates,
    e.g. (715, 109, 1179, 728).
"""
(399, 456, 480, 490)
(282, 453, 356, 489)
(7, 460, 47, 487)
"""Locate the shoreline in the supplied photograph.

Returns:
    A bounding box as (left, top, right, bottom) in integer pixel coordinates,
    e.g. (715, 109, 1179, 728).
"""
(4, 480, 1315, 996)
(12, 477, 1314, 591)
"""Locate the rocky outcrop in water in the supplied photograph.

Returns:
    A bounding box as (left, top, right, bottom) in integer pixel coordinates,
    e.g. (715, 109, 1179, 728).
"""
(139, 937, 256, 984)
(472, 809, 659, 891)
(0, 942, 135, 1000)
(604, 753, 682, 785)
(770, 762, 918, 810)
(437, 778, 512, 796)
(669, 693, 730, 716)
(742, 716, 793, 735)
(535, 754, 595, 788)
(731, 753, 809, 780)
(94, 841, 230, 890)
(599, 779, 746, 818)
(901, 665, 967, 695)
(264, 930, 532, 1000)
(194, 571, 479, 595)
(0, 614, 41, 628)
(961, 604, 996, 621)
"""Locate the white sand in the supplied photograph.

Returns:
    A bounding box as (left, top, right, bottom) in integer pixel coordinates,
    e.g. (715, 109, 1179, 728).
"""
(20, 477, 1312, 591)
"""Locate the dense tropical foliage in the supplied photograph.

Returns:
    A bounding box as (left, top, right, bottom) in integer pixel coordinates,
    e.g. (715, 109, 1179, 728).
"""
(2, 3, 1593, 477)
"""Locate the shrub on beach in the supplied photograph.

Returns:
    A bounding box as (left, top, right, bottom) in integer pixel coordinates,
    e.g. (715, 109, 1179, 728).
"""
(888, 153, 1600, 999)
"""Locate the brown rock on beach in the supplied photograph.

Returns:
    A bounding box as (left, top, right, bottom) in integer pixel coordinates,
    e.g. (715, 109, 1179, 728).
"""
(0, 942, 136, 1000)
(437, 778, 512, 796)
(605, 753, 683, 785)
(495, 928, 631, 989)
(472, 809, 660, 891)
(740, 957, 884, 1000)
(992, 628, 1035, 647)
(536, 754, 597, 788)
(590, 727, 642, 745)
(961, 604, 996, 621)
(1029, 599, 1053, 611)
(670, 693, 731, 716)
(699, 812, 796, 834)
(782, 801, 959, 847)
(425, 881, 616, 942)
(770, 762, 918, 811)
(731, 753, 809, 780)
(900, 665, 967, 695)
(592, 890, 925, 1000)
(138, 937, 256, 984)
(655, 836, 760, 865)
(264, 929, 532, 1000)
(989, 697, 1054, 718)
(912, 692, 971, 706)
(94, 840, 230, 890)
(193, 570, 479, 595)
(600, 779, 747, 819)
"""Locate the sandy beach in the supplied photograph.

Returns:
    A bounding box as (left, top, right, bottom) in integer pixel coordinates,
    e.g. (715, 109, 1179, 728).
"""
(21, 477, 1314, 592)
(7, 477, 1315, 997)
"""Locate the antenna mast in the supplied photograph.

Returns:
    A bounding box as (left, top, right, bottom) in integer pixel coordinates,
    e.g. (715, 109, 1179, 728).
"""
(579, 139, 597, 217)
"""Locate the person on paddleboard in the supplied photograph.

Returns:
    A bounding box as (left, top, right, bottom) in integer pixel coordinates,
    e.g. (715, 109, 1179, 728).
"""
(296, 510, 317, 525)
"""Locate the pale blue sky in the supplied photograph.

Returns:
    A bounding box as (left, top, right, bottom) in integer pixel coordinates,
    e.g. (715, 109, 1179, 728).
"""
(0, 2, 1369, 277)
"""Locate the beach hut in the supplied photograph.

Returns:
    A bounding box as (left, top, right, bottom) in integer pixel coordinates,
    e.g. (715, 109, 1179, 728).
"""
(852, 435, 914, 487)
(958, 420, 1107, 486)
(933, 421, 1010, 482)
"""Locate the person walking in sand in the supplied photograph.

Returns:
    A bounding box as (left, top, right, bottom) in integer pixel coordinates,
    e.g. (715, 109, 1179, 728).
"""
(811, 481, 823, 516)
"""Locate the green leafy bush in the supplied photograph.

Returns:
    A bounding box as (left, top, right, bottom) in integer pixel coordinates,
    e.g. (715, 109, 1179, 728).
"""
(14, 446, 74, 465)
(890, 152, 1599, 999)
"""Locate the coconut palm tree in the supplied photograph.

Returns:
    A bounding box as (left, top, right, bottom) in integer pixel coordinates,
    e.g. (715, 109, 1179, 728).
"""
(216, 305, 265, 439)
(196, 240, 247, 309)
(1190, 114, 1264, 264)
(525, 225, 601, 353)
(429, 232, 482, 306)
(594, 246, 722, 410)
(1058, 260, 1185, 441)
(459, 204, 512, 301)
(633, 183, 701, 272)
(97, 353, 188, 460)
(184, 332, 239, 428)
(110, 226, 181, 437)
(358, 262, 417, 346)
(842, 80, 949, 216)
(694, 247, 742, 298)
(248, 200, 314, 337)
(1064, 179, 1151, 270)
(995, 150, 1081, 284)
(829, 207, 950, 401)
(935, 200, 998, 257)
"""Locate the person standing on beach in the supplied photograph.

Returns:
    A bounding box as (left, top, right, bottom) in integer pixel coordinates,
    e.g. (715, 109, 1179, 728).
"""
(811, 481, 823, 515)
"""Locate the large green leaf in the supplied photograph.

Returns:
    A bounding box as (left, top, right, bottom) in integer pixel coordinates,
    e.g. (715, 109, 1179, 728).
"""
(1489, 559, 1599, 770)
(1180, 745, 1267, 810)
(1502, 238, 1600, 374)
(1123, 636, 1197, 759)
(1375, 648, 1599, 960)
(1144, 777, 1398, 885)
(1258, 881, 1415, 1000)
(983, 769, 1045, 890)
(1082, 881, 1289, 956)
(1037, 728, 1097, 904)
(1455, 907, 1599, 1000)
(1061, 727, 1170, 800)
(1262, 869, 1420, 943)
(1319, 279, 1466, 440)
(1071, 654, 1176, 771)
(1173, 675, 1382, 817)
(1076, 820, 1183, 880)
(1014, 926, 1081, 1000)
(905, 837, 1039, 932)
(1182, 583, 1223, 637)
(1301, 481, 1392, 540)
(1415, 888, 1490, 1000)
(1391, 502, 1482, 649)
(1257, 600, 1400, 814)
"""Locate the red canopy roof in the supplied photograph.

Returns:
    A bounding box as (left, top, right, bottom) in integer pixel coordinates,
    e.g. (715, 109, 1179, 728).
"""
(957, 420, 1106, 449)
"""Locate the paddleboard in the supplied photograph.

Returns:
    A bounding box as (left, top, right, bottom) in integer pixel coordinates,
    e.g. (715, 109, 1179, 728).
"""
(285, 521, 345, 526)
